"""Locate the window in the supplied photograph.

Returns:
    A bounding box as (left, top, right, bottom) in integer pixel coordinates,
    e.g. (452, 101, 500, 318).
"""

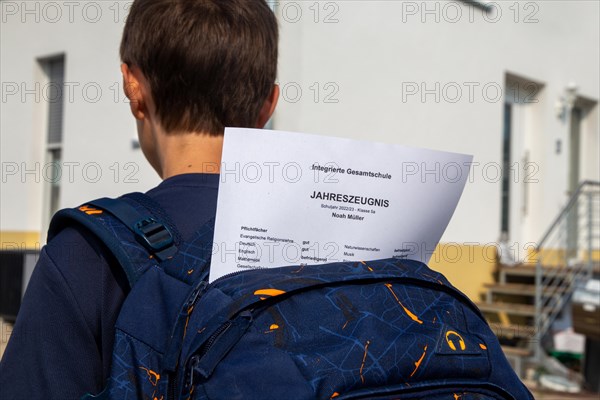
(501, 102, 512, 235)
(39, 55, 65, 217)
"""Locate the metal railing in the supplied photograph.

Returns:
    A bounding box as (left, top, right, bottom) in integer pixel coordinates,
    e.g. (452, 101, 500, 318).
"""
(533, 181, 600, 361)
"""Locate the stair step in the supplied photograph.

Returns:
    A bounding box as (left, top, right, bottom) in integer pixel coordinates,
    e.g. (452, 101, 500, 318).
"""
(476, 302, 547, 317)
(489, 323, 537, 338)
(501, 345, 533, 358)
(499, 266, 571, 278)
(485, 283, 568, 296)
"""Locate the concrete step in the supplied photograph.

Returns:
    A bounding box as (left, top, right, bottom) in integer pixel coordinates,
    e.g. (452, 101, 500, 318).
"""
(476, 302, 548, 317)
(489, 323, 537, 339)
(501, 345, 533, 358)
(499, 263, 599, 282)
(485, 283, 568, 297)
(499, 265, 571, 279)
(501, 345, 533, 378)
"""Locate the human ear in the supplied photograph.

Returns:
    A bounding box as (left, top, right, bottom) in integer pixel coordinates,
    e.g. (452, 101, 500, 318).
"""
(256, 84, 280, 128)
(121, 63, 146, 121)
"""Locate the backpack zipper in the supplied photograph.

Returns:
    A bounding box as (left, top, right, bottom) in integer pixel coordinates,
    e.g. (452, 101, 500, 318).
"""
(165, 280, 209, 400)
(333, 382, 516, 400)
(185, 321, 231, 389)
(188, 310, 255, 382)
(187, 355, 201, 392)
(198, 321, 233, 359)
(165, 270, 252, 400)
(167, 370, 178, 400)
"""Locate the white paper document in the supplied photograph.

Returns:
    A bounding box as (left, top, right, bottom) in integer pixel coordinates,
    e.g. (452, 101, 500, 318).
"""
(209, 128, 473, 282)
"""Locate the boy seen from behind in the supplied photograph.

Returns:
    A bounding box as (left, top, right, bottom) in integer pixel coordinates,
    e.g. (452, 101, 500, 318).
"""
(0, 1, 279, 398)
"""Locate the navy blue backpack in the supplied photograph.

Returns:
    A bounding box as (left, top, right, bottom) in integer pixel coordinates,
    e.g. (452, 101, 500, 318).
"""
(49, 193, 534, 400)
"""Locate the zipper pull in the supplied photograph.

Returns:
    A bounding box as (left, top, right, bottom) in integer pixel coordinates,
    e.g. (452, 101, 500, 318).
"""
(193, 311, 254, 380)
(186, 281, 208, 309)
(187, 355, 201, 389)
(163, 280, 210, 373)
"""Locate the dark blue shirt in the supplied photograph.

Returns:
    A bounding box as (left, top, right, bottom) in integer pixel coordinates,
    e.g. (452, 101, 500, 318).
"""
(0, 174, 219, 400)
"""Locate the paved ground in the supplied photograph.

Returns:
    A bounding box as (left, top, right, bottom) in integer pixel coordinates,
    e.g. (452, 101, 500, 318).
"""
(525, 378, 600, 399)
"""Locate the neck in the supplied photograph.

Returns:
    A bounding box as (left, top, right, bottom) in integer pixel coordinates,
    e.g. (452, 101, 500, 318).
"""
(155, 131, 224, 180)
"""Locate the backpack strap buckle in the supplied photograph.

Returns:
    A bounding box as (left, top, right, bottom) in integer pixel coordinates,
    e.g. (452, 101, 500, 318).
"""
(85, 197, 179, 262)
(134, 217, 177, 260)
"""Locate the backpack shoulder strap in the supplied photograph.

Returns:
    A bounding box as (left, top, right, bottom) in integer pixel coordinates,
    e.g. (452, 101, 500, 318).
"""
(89, 196, 179, 261)
(121, 192, 215, 285)
(48, 193, 179, 287)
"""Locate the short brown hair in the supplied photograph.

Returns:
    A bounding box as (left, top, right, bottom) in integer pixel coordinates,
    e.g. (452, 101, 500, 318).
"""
(120, 0, 278, 135)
